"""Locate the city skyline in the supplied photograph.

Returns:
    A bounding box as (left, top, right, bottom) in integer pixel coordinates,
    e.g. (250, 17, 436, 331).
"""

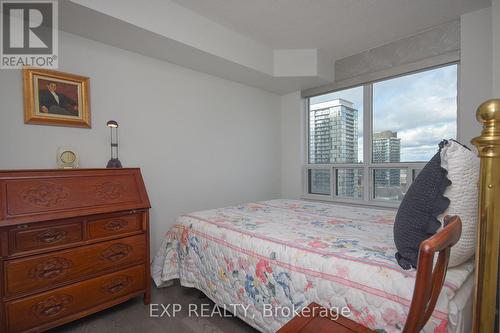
(310, 64, 457, 162)
(309, 98, 404, 200)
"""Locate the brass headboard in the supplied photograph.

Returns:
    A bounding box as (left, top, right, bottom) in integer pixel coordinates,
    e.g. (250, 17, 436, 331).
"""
(471, 99, 500, 332)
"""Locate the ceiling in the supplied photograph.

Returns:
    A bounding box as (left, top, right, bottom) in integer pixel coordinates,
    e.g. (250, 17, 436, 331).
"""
(171, 0, 491, 60)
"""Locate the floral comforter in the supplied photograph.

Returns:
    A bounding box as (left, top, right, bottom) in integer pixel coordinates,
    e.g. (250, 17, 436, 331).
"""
(151, 199, 474, 333)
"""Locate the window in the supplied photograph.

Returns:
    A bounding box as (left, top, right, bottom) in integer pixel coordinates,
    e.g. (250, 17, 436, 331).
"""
(373, 67, 457, 162)
(309, 86, 363, 164)
(305, 64, 458, 206)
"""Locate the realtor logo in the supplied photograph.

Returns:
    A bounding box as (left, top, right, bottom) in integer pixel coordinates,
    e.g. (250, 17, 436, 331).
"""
(1, 0, 58, 69)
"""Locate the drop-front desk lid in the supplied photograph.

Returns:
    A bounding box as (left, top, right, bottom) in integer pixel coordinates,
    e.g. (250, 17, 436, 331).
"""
(0, 168, 151, 226)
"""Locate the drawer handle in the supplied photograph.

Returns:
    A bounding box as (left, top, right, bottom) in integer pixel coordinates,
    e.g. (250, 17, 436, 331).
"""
(29, 257, 73, 280)
(101, 243, 133, 262)
(34, 229, 67, 244)
(32, 294, 73, 317)
(104, 219, 128, 231)
(101, 276, 132, 294)
(42, 304, 63, 316)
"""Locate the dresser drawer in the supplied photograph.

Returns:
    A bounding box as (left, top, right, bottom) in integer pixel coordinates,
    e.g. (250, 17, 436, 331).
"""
(9, 221, 83, 254)
(5, 234, 146, 296)
(6, 264, 146, 333)
(88, 212, 142, 239)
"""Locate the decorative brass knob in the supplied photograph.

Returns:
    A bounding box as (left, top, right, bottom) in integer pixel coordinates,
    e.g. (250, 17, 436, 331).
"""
(472, 99, 500, 158)
(476, 99, 500, 123)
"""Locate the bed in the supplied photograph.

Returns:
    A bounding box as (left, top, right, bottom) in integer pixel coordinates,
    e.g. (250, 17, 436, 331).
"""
(151, 199, 474, 333)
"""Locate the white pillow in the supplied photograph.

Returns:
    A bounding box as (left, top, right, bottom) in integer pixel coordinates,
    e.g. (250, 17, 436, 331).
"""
(439, 140, 480, 267)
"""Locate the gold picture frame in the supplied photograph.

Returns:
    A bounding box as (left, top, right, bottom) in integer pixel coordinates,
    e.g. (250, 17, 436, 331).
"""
(23, 67, 91, 128)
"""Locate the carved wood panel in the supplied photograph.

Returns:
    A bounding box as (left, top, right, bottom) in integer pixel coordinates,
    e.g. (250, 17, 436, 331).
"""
(28, 257, 73, 280)
(5, 175, 141, 216)
(101, 275, 132, 295)
(95, 182, 125, 200)
(104, 219, 128, 231)
(33, 229, 67, 244)
(100, 243, 133, 262)
(31, 294, 73, 317)
(22, 183, 69, 208)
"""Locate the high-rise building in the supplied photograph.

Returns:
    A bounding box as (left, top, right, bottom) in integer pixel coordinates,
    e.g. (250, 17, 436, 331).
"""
(373, 131, 401, 164)
(373, 130, 401, 190)
(309, 99, 358, 164)
(309, 99, 360, 198)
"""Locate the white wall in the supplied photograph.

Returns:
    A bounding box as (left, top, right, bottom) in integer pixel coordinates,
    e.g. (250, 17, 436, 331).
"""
(0, 31, 281, 254)
(493, 0, 500, 96)
(459, 7, 493, 144)
(280, 91, 304, 198)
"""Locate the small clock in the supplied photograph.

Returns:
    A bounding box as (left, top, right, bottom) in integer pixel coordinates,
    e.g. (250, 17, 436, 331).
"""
(57, 147, 79, 169)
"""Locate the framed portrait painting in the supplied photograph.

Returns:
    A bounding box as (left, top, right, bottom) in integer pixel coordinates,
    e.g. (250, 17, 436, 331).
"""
(23, 67, 91, 128)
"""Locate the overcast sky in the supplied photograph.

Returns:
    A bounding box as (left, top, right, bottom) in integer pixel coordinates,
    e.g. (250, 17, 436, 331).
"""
(310, 64, 457, 162)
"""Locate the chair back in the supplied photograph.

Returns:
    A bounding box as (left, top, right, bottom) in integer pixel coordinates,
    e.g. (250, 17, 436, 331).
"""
(403, 215, 462, 333)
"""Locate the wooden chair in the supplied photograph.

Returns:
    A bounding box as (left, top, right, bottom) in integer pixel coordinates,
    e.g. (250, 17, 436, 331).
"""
(277, 215, 463, 333)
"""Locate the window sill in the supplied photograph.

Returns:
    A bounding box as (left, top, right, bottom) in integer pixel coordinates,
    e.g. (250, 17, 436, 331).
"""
(300, 194, 399, 210)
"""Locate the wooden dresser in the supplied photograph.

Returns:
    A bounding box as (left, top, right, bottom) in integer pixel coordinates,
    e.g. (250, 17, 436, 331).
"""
(0, 169, 151, 333)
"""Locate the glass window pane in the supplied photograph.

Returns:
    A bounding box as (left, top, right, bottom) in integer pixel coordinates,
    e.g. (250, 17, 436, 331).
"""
(372, 64, 457, 162)
(308, 169, 331, 195)
(336, 168, 363, 199)
(309, 86, 363, 164)
(373, 168, 407, 201)
(412, 168, 422, 181)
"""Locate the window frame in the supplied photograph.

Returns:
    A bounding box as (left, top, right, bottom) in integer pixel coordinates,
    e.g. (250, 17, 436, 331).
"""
(302, 63, 459, 208)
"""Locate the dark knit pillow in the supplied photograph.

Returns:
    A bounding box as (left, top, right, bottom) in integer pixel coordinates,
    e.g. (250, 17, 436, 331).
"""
(394, 141, 451, 270)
